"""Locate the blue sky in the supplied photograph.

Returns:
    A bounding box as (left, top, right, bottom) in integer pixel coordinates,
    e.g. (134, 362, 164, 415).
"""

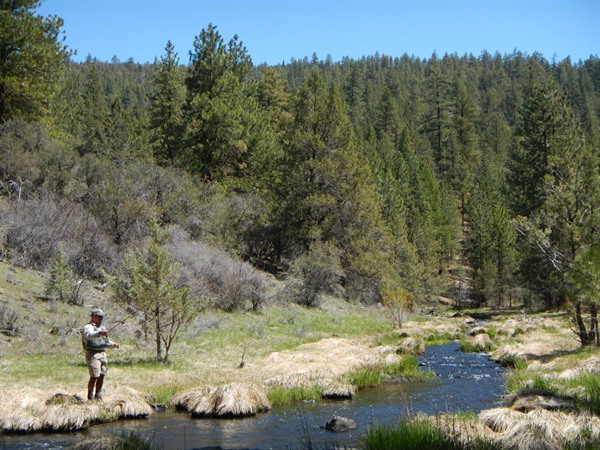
(38, 0, 600, 65)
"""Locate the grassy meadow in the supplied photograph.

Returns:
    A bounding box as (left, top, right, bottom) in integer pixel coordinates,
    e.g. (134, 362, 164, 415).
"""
(2, 260, 600, 448)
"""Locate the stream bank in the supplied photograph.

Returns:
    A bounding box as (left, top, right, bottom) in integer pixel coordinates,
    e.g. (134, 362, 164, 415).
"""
(1, 342, 505, 449)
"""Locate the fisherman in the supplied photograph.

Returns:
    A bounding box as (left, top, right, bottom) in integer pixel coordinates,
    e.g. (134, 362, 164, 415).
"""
(81, 308, 120, 401)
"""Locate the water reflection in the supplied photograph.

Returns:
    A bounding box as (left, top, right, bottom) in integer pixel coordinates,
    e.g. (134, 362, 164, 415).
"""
(0, 343, 505, 449)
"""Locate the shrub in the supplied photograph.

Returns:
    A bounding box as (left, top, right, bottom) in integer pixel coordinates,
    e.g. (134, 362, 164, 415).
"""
(45, 252, 81, 305)
(168, 226, 269, 312)
(0, 301, 19, 335)
(0, 120, 49, 188)
(286, 241, 343, 308)
(382, 286, 412, 328)
(3, 194, 117, 277)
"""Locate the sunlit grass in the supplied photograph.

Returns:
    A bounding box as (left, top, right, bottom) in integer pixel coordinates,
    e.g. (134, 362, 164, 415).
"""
(266, 385, 323, 406)
(1, 352, 84, 387)
(150, 384, 189, 406)
(383, 356, 435, 381)
(2, 288, 395, 395)
(360, 416, 501, 450)
(347, 366, 382, 389)
(497, 354, 528, 370)
(73, 431, 160, 450)
(424, 332, 457, 346)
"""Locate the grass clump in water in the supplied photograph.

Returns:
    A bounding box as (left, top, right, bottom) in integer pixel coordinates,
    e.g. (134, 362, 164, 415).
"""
(425, 332, 457, 346)
(71, 431, 159, 450)
(149, 384, 189, 406)
(347, 366, 382, 389)
(267, 385, 322, 407)
(383, 356, 435, 381)
(349, 357, 435, 388)
(360, 416, 501, 450)
(498, 355, 527, 370)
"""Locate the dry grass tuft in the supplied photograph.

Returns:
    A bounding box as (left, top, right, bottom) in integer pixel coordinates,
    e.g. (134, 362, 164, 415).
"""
(188, 383, 271, 418)
(170, 386, 212, 411)
(503, 417, 562, 450)
(106, 386, 154, 419)
(479, 407, 522, 433)
(256, 337, 397, 389)
(0, 386, 154, 432)
(479, 406, 600, 450)
(431, 412, 496, 445)
(472, 333, 492, 350)
(321, 382, 355, 399)
(558, 356, 600, 379)
(39, 401, 109, 431)
(69, 436, 121, 450)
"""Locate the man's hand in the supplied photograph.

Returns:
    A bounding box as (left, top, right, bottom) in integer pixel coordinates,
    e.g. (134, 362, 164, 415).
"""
(114, 342, 120, 349)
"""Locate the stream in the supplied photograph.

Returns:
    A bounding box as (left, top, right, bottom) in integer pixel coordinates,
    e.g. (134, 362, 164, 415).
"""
(1, 342, 506, 449)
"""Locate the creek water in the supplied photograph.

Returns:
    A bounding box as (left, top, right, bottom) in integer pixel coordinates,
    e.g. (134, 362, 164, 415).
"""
(1, 342, 506, 450)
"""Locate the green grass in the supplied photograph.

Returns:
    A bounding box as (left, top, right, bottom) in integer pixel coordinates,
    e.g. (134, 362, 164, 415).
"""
(459, 338, 493, 353)
(573, 374, 600, 413)
(424, 332, 457, 346)
(347, 366, 382, 389)
(360, 416, 502, 450)
(497, 355, 528, 370)
(266, 385, 323, 406)
(74, 431, 160, 450)
(115, 431, 160, 450)
(375, 331, 405, 346)
(505, 371, 555, 395)
(1, 352, 84, 386)
(383, 356, 435, 381)
(556, 373, 600, 414)
(149, 384, 188, 406)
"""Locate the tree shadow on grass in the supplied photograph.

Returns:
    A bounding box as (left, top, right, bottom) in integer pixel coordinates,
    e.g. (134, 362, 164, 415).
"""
(73, 355, 163, 368)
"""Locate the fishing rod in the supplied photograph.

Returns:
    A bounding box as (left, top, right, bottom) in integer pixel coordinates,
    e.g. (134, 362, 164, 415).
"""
(104, 309, 139, 333)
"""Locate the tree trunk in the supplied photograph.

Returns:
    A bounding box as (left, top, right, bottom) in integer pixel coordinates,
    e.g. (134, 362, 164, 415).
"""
(574, 301, 593, 346)
(590, 303, 599, 346)
(155, 308, 163, 362)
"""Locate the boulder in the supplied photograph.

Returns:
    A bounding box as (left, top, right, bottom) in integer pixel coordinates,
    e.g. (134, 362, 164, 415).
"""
(323, 415, 357, 432)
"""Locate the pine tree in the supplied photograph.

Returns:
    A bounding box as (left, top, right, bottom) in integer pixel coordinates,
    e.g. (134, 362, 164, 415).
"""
(402, 134, 461, 294)
(423, 54, 452, 175)
(114, 221, 198, 363)
(512, 76, 600, 343)
(280, 71, 398, 302)
(184, 24, 258, 180)
(568, 246, 600, 346)
(45, 252, 75, 304)
(256, 67, 291, 137)
(78, 64, 109, 155)
(148, 41, 186, 166)
(0, 0, 69, 122)
(448, 82, 480, 225)
(106, 97, 135, 159)
(467, 161, 517, 307)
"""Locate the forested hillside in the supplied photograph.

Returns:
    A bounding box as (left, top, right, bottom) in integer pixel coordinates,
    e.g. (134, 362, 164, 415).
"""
(1, 2, 599, 345)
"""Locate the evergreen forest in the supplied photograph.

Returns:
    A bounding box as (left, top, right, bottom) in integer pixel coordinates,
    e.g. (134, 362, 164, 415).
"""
(2, 2, 600, 346)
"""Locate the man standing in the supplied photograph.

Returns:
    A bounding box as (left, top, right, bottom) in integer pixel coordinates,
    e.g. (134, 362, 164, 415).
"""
(81, 308, 120, 401)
